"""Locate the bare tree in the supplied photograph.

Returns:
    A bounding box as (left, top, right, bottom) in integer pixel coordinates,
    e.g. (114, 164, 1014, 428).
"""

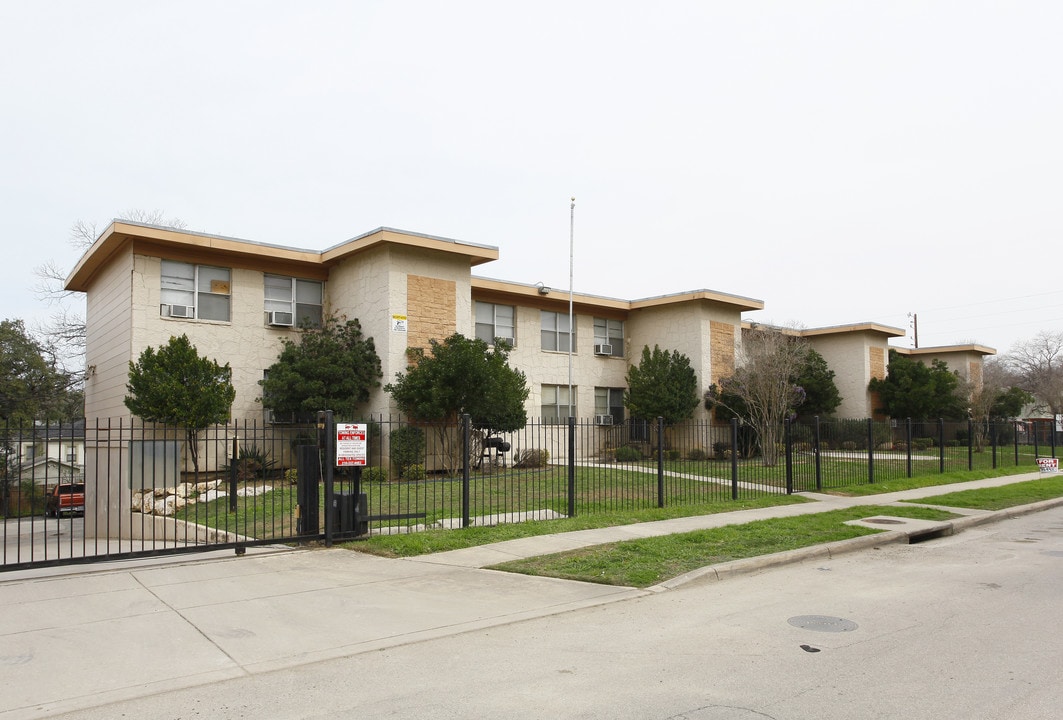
(705, 325, 810, 467)
(1004, 330, 1063, 418)
(967, 357, 1032, 450)
(33, 210, 186, 369)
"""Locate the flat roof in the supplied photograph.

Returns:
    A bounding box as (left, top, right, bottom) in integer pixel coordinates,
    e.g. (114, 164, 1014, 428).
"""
(797, 322, 907, 339)
(472, 277, 764, 312)
(66, 222, 499, 292)
(893, 344, 997, 356)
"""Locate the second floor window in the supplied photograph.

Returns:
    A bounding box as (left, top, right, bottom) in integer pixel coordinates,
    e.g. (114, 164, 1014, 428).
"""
(541, 311, 574, 352)
(265, 275, 323, 327)
(593, 318, 624, 357)
(161, 260, 231, 322)
(475, 301, 515, 346)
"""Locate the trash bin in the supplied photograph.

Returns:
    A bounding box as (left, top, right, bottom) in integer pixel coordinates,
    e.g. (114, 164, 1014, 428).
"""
(332, 491, 369, 536)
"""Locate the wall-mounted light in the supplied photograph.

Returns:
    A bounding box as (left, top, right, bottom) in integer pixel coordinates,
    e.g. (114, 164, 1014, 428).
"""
(536, 282, 550, 295)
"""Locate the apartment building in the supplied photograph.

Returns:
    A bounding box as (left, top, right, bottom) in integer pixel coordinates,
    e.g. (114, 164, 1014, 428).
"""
(66, 221, 990, 427)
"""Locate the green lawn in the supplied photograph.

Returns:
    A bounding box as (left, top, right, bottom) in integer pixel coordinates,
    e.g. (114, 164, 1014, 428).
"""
(901, 474, 1063, 510)
(484, 474, 1063, 589)
(168, 463, 1052, 548)
(489, 505, 957, 588)
(349, 493, 808, 558)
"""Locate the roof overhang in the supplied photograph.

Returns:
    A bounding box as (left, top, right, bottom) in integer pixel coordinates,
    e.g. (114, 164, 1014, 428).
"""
(322, 227, 498, 267)
(795, 322, 907, 339)
(66, 222, 499, 292)
(894, 344, 997, 357)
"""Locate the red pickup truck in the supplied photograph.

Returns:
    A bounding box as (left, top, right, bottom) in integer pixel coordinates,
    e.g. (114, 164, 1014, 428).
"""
(46, 483, 85, 517)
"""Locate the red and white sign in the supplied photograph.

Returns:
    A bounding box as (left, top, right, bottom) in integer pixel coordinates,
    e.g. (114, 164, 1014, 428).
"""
(336, 423, 367, 467)
(1036, 457, 1058, 473)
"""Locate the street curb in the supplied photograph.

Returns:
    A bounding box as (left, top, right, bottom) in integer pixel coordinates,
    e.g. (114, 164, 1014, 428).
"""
(646, 532, 909, 592)
(647, 495, 1063, 593)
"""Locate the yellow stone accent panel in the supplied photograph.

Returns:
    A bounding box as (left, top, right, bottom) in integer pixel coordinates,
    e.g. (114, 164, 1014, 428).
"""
(710, 321, 735, 385)
(407, 275, 456, 351)
(969, 360, 982, 390)
(869, 346, 886, 380)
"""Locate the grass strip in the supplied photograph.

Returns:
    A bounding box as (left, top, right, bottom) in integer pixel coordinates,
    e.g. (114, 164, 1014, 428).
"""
(823, 467, 1041, 496)
(345, 495, 808, 558)
(489, 505, 957, 589)
(901, 475, 1063, 510)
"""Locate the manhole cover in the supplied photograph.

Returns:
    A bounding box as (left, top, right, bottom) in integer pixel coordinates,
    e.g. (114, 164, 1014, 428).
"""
(863, 517, 904, 525)
(787, 615, 858, 632)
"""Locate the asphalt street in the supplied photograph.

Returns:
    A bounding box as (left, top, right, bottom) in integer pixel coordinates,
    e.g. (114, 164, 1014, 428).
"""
(49, 503, 1063, 720)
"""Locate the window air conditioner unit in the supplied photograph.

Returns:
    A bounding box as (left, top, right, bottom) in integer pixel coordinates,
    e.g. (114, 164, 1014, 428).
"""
(595, 414, 614, 426)
(594, 343, 613, 356)
(496, 337, 515, 347)
(167, 304, 194, 319)
(268, 311, 295, 327)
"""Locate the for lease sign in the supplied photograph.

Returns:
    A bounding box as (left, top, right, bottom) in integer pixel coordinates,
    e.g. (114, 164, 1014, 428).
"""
(336, 423, 367, 467)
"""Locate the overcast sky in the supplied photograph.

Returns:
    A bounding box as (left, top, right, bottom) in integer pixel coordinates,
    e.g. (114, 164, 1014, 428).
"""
(2, 1, 1061, 362)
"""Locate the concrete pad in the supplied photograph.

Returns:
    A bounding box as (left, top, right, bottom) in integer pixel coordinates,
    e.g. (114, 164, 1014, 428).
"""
(0, 592, 242, 718)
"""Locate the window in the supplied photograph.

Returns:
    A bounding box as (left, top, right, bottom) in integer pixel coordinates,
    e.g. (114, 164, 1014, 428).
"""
(541, 384, 576, 423)
(66, 450, 78, 463)
(475, 301, 515, 346)
(265, 275, 323, 327)
(595, 387, 625, 425)
(161, 260, 231, 322)
(593, 318, 624, 357)
(541, 311, 574, 352)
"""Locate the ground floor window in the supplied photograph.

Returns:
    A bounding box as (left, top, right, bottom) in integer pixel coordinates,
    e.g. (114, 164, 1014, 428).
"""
(541, 384, 576, 423)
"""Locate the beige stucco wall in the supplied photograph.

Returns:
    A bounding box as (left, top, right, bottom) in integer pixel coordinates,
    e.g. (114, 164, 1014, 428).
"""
(128, 255, 293, 421)
(907, 349, 984, 386)
(83, 249, 135, 421)
(805, 333, 890, 419)
(627, 301, 742, 422)
(328, 244, 475, 416)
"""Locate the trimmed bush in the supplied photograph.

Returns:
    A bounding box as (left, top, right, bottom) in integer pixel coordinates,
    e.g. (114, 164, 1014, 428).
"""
(362, 466, 388, 483)
(666, 449, 681, 461)
(404, 464, 426, 481)
(687, 447, 708, 461)
(615, 445, 643, 462)
(514, 448, 550, 468)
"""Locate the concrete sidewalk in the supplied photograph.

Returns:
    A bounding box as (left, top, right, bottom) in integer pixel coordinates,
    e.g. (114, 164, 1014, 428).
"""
(0, 471, 1056, 720)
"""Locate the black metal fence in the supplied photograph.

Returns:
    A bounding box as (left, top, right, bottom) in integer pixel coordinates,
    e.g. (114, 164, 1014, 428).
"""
(1, 415, 1057, 571)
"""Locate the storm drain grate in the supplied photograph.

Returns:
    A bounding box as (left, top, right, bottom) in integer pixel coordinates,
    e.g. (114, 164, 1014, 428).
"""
(788, 615, 858, 633)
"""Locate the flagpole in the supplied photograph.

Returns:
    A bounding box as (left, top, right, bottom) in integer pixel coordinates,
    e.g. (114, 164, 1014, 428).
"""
(568, 197, 575, 420)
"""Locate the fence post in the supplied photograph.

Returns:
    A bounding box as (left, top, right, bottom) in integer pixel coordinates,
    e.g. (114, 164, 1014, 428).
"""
(1013, 420, 1020, 466)
(730, 417, 739, 500)
(967, 419, 974, 471)
(1052, 418, 1058, 459)
(905, 418, 912, 478)
(229, 421, 239, 513)
(991, 420, 998, 469)
(567, 416, 576, 518)
(867, 418, 874, 484)
(814, 416, 822, 492)
(462, 414, 471, 529)
(938, 418, 945, 474)
(321, 410, 335, 548)
(656, 417, 665, 508)
(784, 417, 793, 495)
